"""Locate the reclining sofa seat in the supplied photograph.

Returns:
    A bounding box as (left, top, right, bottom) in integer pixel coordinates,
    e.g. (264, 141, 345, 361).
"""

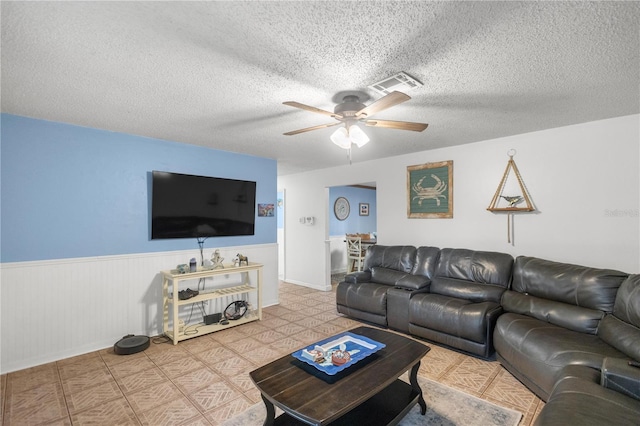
(493, 256, 633, 401)
(336, 245, 439, 327)
(408, 248, 514, 359)
(533, 274, 640, 425)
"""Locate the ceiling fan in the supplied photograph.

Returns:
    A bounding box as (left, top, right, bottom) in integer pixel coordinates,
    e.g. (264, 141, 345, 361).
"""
(282, 91, 428, 149)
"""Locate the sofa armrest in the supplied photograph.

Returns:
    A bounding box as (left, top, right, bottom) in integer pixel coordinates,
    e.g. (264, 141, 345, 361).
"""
(601, 357, 640, 401)
(395, 274, 430, 290)
(344, 271, 372, 283)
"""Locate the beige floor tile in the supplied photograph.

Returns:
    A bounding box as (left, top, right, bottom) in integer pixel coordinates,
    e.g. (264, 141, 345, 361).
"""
(277, 311, 307, 322)
(61, 365, 113, 394)
(159, 356, 206, 379)
(127, 380, 184, 414)
(57, 355, 107, 380)
(268, 336, 305, 352)
(241, 346, 282, 364)
(6, 363, 59, 394)
(5, 381, 68, 425)
(250, 329, 287, 344)
(170, 367, 222, 394)
(117, 366, 168, 394)
(147, 345, 191, 365)
(441, 356, 501, 395)
(64, 378, 123, 414)
(203, 396, 253, 425)
(225, 337, 264, 354)
(131, 396, 199, 425)
(197, 346, 238, 366)
(210, 356, 256, 378)
(109, 356, 157, 378)
(188, 380, 242, 412)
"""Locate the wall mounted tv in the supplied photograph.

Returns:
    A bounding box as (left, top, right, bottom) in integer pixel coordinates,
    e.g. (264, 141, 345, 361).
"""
(151, 171, 256, 239)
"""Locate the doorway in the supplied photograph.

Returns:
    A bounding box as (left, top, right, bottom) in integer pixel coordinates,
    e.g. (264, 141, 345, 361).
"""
(327, 183, 377, 279)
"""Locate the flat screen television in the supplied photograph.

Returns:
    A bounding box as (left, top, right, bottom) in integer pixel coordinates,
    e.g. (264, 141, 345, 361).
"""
(151, 171, 256, 239)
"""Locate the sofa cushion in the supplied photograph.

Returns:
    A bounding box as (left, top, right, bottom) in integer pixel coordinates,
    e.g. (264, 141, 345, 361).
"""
(335, 282, 389, 316)
(512, 256, 628, 313)
(612, 274, 640, 328)
(411, 246, 440, 279)
(598, 315, 640, 361)
(494, 312, 628, 400)
(502, 290, 604, 334)
(533, 368, 640, 426)
(596, 274, 640, 361)
(435, 248, 514, 286)
(410, 293, 501, 344)
(431, 277, 507, 303)
(363, 245, 416, 273)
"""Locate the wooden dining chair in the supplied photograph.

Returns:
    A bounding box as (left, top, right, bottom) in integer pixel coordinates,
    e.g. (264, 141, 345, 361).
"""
(346, 236, 366, 273)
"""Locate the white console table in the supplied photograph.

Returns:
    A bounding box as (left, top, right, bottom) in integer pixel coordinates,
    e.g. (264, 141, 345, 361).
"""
(161, 262, 263, 345)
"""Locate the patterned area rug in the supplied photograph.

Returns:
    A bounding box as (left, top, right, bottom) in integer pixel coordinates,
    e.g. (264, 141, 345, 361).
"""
(224, 375, 522, 426)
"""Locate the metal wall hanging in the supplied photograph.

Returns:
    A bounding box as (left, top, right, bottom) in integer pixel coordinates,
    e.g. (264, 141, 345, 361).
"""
(487, 150, 534, 243)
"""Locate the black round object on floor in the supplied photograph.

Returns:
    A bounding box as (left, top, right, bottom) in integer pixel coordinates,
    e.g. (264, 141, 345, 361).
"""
(114, 334, 150, 355)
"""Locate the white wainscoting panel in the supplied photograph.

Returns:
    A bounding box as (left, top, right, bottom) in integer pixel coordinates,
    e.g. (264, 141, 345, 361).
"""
(0, 244, 278, 374)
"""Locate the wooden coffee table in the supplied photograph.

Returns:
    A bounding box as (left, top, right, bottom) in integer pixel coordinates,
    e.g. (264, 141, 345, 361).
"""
(249, 326, 430, 426)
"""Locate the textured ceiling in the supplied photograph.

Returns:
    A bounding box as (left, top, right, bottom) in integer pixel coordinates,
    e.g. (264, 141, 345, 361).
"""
(2, 1, 639, 175)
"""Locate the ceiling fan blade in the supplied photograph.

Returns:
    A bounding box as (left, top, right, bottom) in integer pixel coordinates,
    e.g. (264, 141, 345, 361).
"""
(364, 119, 428, 132)
(283, 101, 337, 118)
(356, 91, 411, 118)
(284, 122, 341, 136)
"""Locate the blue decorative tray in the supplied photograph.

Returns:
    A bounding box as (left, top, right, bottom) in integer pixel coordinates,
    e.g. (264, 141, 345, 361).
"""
(292, 332, 386, 375)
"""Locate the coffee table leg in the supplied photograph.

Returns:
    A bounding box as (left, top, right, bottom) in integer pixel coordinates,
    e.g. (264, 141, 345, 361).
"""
(261, 394, 276, 426)
(409, 361, 427, 415)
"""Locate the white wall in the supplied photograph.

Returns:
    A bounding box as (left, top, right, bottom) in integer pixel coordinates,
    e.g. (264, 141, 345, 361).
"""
(0, 244, 278, 373)
(278, 115, 640, 289)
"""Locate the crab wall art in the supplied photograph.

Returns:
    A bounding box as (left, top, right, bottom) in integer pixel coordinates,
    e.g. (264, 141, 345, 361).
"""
(407, 160, 453, 218)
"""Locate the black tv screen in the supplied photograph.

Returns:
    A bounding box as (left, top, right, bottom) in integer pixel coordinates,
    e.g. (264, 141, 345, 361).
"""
(151, 171, 256, 239)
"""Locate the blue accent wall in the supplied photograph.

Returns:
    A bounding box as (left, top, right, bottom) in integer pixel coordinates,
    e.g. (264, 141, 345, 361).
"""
(329, 186, 377, 236)
(0, 114, 277, 262)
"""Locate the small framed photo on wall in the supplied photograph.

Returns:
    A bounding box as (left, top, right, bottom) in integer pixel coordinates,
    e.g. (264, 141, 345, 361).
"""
(359, 203, 369, 216)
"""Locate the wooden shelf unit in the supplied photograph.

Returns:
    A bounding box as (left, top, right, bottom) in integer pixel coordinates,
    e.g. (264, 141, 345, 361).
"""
(162, 262, 263, 345)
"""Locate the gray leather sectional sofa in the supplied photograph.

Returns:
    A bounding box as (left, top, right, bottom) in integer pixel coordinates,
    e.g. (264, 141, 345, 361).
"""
(336, 245, 640, 425)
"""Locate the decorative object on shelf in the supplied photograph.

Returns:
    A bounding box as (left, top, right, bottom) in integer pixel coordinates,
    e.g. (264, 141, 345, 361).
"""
(233, 253, 249, 267)
(175, 264, 190, 274)
(487, 149, 535, 244)
(224, 300, 249, 320)
(210, 249, 224, 269)
(359, 203, 369, 216)
(407, 160, 453, 218)
(334, 196, 350, 220)
(258, 203, 274, 217)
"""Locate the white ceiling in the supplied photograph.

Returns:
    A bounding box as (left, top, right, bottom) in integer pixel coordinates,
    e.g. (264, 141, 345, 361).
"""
(2, 1, 639, 175)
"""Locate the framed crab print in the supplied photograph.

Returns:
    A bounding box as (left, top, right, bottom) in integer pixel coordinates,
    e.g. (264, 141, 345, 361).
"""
(407, 160, 453, 218)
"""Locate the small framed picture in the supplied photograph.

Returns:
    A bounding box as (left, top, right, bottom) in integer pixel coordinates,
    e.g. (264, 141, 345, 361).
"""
(359, 203, 369, 216)
(258, 203, 274, 217)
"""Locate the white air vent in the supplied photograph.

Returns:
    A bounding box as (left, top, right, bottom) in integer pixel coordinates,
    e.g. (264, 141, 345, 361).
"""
(368, 72, 423, 95)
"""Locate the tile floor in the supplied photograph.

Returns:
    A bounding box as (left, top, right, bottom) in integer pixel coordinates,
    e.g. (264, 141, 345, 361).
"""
(1, 281, 543, 425)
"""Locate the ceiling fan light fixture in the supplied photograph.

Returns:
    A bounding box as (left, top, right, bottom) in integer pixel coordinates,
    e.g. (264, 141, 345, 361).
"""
(349, 124, 370, 147)
(330, 127, 351, 149)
